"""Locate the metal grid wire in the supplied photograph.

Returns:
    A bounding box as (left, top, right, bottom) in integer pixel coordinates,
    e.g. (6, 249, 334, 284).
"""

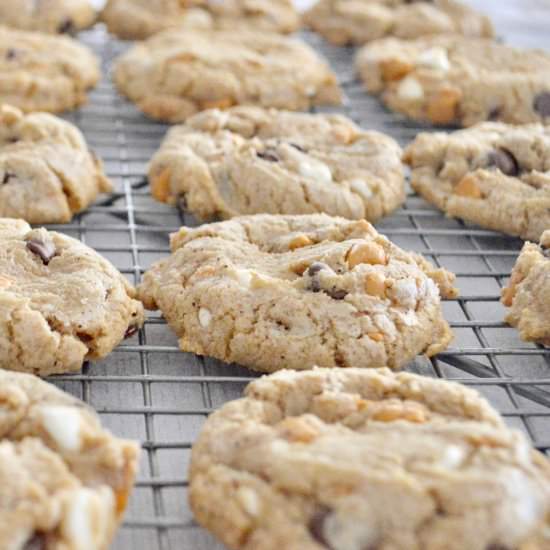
(46, 2, 550, 548)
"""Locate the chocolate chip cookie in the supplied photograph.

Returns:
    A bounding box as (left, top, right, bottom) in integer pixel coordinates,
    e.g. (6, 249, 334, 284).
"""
(101, 0, 299, 40)
(149, 107, 405, 222)
(0, 105, 112, 224)
(190, 367, 550, 550)
(502, 231, 550, 347)
(0, 26, 100, 113)
(0, 219, 144, 376)
(0, 368, 139, 549)
(139, 214, 458, 373)
(355, 35, 550, 127)
(305, 0, 493, 46)
(0, 0, 96, 34)
(113, 29, 342, 123)
(403, 122, 550, 241)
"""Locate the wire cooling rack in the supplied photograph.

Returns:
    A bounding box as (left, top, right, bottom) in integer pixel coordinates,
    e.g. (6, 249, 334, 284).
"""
(46, 2, 550, 548)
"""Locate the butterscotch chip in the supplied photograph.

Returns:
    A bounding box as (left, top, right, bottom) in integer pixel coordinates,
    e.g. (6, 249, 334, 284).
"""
(0, 219, 144, 376)
(190, 367, 550, 550)
(139, 214, 457, 373)
(501, 230, 550, 346)
(0, 369, 139, 548)
(453, 176, 483, 199)
(113, 30, 342, 123)
(427, 88, 462, 124)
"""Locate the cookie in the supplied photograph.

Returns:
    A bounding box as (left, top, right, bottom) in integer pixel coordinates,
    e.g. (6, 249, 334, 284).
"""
(0, 219, 145, 376)
(0, 0, 96, 34)
(0, 368, 139, 549)
(502, 231, 550, 347)
(403, 122, 550, 241)
(355, 35, 550, 127)
(139, 214, 458, 373)
(113, 29, 342, 123)
(0, 105, 112, 224)
(304, 0, 493, 46)
(190, 367, 550, 550)
(101, 0, 299, 40)
(149, 106, 405, 222)
(0, 26, 100, 113)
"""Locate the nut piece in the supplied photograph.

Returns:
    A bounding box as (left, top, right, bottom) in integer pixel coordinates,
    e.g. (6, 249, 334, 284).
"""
(347, 242, 387, 268)
(289, 235, 314, 250)
(427, 88, 462, 124)
(364, 272, 386, 297)
(151, 167, 171, 203)
(380, 58, 413, 82)
(454, 175, 483, 199)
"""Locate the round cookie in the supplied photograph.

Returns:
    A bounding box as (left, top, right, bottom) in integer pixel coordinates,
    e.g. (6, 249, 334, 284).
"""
(0, 105, 112, 224)
(113, 29, 342, 123)
(190, 367, 550, 550)
(355, 35, 550, 127)
(0, 219, 145, 376)
(403, 122, 550, 241)
(0, 26, 100, 113)
(139, 214, 458, 373)
(0, 368, 139, 549)
(304, 0, 493, 46)
(0, 0, 96, 34)
(149, 107, 405, 222)
(502, 230, 550, 347)
(101, 0, 300, 40)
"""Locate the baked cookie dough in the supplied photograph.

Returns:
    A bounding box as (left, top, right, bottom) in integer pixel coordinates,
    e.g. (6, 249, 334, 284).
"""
(304, 0, 493, 46)
(0, 105, 112, 224)
(113, 29, 342, 123)
(502, 230, 550, 347)
(403, 122, 550, 241)
(0, 219, 145, 376)
(0, 0, 96, 35)
(139, 214, 458, 373)
(190, 367, 550, 550)
(0, 368, 139, 549)
(355, 35, 550, 127)
(149, 106, 405, 222)
(0, 26, 100, 113)
(101, 0, 299, 40)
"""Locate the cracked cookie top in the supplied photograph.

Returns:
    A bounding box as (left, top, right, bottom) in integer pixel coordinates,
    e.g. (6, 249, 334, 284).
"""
(355, 35, 550, 127)
(404, 122, 550, 241)
(304, 0, 493, 46)
(0, 368, 139, 549)
(502, 230, 550, 346)
(101, 0, 300, 40)
(0, 26, 100, 113)
(190, 367, 550, 550)
(0, 218, 144, 376)
(149, 106, 405, 222)
(0, 0, 96, 34)
(139, 214, 457, 373)
(113, 29, 342, 123)
(0, 105, 112, 224)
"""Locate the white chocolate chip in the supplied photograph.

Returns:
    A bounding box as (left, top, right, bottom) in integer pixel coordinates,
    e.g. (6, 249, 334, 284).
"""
(40, 406, 82, 452)
(230, 268, 252, 288)
(325, 507, 379, 550)
(349, 179, 373, 200)
(374, 314, 396, 339)
(397, 76, 424, 101)
(391, 279, 418, 309)
(305, 86, 317, 97)
(399, 310, 418, 326)
(236, 487, 261, 517)
(417, 47, 450, 72)
(440, 445, 465, 469)
(540, 230, 550, 249)
(299, 160, 332, 184)
(198, 307, 212, 328)
(60, 488, 114, 550)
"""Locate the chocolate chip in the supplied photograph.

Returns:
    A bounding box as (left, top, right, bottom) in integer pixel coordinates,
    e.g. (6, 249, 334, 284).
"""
(487, 106, 502, 121)
(124, 325, 139, 339)
(324, 287, 348, 300)
(26, 238, 57, 265)
(2, 172, 15, 184)
(24, 534, 46, 550)
(257, 149, 279, 162)
(487, 148, 519, 176)
(57, 18, 75, 34)
(309, 508, 331, 547)
(5, 48, 17, 60)
(307, 262, 326, 277)
(178, 194, 188, 211)
(486, 545, 514, 550)
(534, 92, 550, 118)
(289, 142, 306, 153)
